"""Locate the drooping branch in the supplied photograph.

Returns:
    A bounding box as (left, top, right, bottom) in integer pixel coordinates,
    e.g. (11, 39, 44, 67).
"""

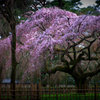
(69, 34, 95, 49)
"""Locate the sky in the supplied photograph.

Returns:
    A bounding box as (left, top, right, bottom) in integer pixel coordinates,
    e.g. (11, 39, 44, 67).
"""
(48, 0, 96, 8)
(81, 0, 96, 7)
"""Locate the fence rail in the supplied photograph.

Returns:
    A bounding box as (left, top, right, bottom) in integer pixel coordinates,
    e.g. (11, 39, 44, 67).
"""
(0, 83, 100, 100)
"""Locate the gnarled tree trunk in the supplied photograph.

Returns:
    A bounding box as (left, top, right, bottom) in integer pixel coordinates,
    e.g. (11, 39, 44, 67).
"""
(75, 78, 89, 94)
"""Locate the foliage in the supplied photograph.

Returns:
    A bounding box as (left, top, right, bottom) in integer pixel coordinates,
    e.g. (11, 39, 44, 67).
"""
(95, 0, 100, 8)
(50, 0, 82, 13)
(79, 6, 100, 16)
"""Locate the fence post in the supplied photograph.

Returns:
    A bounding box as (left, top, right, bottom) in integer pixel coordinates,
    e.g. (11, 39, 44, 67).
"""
(37, 82, 40, 100)
(94, 84, 97, 100)
(0, 83, 1, 99)
(56, 87, 58, 100)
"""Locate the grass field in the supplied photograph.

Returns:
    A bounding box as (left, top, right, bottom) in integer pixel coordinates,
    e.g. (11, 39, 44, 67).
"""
(1, 93, 100, 100)
(41, 93, 100, 100)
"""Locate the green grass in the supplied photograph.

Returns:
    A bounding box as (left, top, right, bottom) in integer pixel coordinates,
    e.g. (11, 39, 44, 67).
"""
(0, 96, 32, 100)
(41, 93, 100, 100)
(1, 93, 100, 100)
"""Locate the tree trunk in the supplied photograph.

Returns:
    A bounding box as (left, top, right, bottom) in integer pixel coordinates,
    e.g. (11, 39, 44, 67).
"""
(57, 0, 63, 8)
(75, 78, 89, 94)
(10, 16, 17, 100)
(0, 4, 17, 99)
(0, 66, 3, 83)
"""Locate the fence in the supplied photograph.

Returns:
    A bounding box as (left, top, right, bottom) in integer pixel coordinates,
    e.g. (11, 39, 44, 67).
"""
(0, 83, 100, 100)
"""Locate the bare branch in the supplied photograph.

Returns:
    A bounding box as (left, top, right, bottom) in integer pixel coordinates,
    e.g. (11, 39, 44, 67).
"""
(47, 64, 70, 74)
(84, 63, 100, 77)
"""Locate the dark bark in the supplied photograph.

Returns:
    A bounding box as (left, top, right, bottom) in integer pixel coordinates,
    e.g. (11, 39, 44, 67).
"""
(10, 18, 16, 99)
(14, 0, 26, 9)
(39, 0, 46, 7)
(0, 66, 3, 83)
(0, 3, 17, 99)
(57, 0, 63, 8)
(75, 78, 89, 94)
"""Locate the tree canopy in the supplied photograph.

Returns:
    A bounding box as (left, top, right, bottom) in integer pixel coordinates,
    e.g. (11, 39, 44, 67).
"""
(0, 7, 100, 92)
(0, 7, 100, 74)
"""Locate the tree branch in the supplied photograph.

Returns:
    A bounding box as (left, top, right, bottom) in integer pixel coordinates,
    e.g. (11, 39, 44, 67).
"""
(71, 52, 84, 71)
(46, 64, 70, 74)
(84, 63, 100, 77)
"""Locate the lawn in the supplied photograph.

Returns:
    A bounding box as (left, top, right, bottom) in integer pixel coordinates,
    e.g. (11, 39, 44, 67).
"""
(41, 93, 100, 100)
(1, 93, 100, 100)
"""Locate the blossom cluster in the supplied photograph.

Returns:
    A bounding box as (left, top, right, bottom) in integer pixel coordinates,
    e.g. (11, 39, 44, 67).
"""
(0, 7, 100, 76)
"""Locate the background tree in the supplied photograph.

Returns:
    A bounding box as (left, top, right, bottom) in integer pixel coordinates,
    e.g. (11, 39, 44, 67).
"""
(0, 15, 11, 38)
(95, 0, 100, 8)
(0, 0, 17, 99)
(79, 6, 100, 16)
(50, 0, 82, 13)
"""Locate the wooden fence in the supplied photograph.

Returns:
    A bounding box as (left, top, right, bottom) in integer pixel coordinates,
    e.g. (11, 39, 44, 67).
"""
(0, 83, 100, 100)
